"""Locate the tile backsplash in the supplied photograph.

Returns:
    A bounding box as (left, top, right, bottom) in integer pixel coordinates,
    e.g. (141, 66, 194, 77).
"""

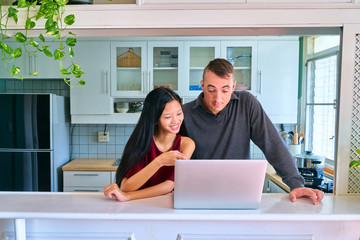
(1, 78, 294, 160)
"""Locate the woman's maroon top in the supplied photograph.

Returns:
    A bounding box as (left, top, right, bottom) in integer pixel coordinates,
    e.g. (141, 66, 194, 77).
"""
(124, 134, 182, 189)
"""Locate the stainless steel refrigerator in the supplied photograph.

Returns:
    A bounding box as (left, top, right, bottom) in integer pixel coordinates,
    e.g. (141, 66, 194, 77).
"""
(0, 93, 70, 192)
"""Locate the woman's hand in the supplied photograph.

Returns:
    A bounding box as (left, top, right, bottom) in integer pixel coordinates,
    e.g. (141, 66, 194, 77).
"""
(156, 150, 187, 167)
(104, 183, 129, 202)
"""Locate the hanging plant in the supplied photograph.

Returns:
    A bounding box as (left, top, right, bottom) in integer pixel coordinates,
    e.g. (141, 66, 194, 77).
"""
(0, 0, 85, 86)
(349, 149, 360, 168)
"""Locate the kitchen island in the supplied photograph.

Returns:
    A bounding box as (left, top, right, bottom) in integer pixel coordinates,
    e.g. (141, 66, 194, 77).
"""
(0, 192, 359, 240)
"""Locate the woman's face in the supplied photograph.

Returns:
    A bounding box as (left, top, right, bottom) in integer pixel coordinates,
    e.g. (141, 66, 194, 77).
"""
(158, 100, 184, 134)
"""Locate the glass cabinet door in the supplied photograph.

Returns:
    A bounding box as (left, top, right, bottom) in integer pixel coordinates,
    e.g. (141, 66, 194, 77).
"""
(184, 41, 221, 97)
(148, 42, 183, 93)
(221, 41, 257, 94)
(111, 42, 147, 97)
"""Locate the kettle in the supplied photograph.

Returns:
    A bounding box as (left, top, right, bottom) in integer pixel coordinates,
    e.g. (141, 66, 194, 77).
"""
(293, 151, 325, 169)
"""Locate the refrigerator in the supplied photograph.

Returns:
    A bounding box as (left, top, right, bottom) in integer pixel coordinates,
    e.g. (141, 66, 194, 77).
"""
(0, 93, 70, 192)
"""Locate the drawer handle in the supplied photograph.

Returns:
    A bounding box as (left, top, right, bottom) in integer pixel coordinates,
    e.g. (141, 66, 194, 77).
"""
(73, 174, 99, 177)
(73, 190, 100, 192)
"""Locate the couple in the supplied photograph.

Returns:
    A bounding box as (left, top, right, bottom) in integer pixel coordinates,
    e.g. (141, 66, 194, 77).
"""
(104, 58, 324, 205)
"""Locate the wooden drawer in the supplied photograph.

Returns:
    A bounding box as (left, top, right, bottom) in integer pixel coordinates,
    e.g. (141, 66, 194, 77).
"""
(64, 171, 111, 187)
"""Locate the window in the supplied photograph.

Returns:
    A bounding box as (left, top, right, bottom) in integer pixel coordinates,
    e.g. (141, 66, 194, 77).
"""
(304, 36, 340, 168)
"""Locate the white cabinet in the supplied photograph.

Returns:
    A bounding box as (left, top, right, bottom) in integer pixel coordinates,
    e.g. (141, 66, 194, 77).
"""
(63, 171, 112, 192)
(111, 41, 184, 98)
(221, 41, 258, 95)
(0, 41, 63, 79)
(183, 41, 221, 97)
(263, 177, 288, 193)
(0, 42, 29, 79)
(110, 41, 147, 97)
(32, 41, 62, 79)
(68, 37, 299, 124)
(256, 39, 299, 123)
(148, 41, 185, 94)
(70, 41, 113, 115)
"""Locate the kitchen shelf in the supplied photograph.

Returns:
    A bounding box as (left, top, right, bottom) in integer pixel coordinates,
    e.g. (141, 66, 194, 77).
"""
(234, 67, 251, 70)
(153, 67, 178, 70)
(117, 67, 141, 70)
(71, 112, 141, 124)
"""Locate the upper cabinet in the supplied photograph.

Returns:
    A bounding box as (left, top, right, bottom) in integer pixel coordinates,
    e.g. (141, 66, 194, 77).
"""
(0, 41, 60, 79)
(221, 41, 258, 95)
(70, 41, 113, 116)
(184, 41, 221, 97)
(111, 41, 184, 98)
(67, 36, 299, 124)
(256, 39, 299, 123)
(110, 42, 147, 97)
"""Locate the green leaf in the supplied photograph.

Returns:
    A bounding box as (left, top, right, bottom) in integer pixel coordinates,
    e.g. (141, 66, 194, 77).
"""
(8, 7, 19, 24)
(39, 34, 46, 42)
(15, 32, 27, 43)
(71, 64, 85, 78)
(68, 31, 76, 36)
(12, 48, 22, 58)
(46, 27, 59, 36)
(64, 14, 75, 26)
(79, 80, 86, 86)
(30, 39, 39, 48)
(1, 43, 13, 55)
(12, 65, 21, 75)
(17, 0, 29, 8)
(43, 47, 53, 57)
(25, 18, 36, 29)
(69, 47, 74, 58)
(45, 18, 56, 29)
(55, 0, 68, 6)
(349, 160, 360, 168)
(31, 71, 38, 76)
(54, 48, 65, 60)
(60, 68, 71, 75)
(356, 149, 360, 155)
(66, 38, 76, 47)
(31, 0, 37, 8)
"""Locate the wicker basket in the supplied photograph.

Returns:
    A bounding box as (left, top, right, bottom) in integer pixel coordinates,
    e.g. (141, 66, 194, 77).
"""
(117, 48, 141, 67)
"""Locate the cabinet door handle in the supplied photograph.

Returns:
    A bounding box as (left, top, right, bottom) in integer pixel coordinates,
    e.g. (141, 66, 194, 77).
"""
(34, 55, 37, 75)
(73, 174, 99, 177)
(148, 71, 152, 92)
(258, 70, 262, 95)
(29, 56, 32, 75)
(105, 70, 109, 95)
(142, 71, 145, 95)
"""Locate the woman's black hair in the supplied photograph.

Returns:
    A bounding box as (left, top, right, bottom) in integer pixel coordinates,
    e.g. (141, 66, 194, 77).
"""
(115, 87, 182, 187)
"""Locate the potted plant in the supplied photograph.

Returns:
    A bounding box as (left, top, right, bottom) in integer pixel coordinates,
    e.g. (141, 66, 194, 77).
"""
(0, 0, 85, 86)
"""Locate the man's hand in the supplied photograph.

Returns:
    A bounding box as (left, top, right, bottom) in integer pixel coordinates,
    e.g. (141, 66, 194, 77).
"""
(289, 187, 324, 205)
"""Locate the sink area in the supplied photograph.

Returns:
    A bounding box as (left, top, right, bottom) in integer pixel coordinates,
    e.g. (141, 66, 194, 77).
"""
(112, 158, 121, 166)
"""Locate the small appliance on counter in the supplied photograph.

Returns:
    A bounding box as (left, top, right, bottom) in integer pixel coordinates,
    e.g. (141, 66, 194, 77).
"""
(293, 151, 333, 193)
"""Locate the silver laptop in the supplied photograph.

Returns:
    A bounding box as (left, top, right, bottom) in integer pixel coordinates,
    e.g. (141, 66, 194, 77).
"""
(173, 159, 267, 209)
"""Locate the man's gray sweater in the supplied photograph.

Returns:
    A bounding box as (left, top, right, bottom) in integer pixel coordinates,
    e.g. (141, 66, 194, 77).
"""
(181, 91, 305, 190)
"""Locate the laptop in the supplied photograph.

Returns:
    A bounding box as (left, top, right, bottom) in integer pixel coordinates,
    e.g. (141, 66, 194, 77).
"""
(173, 159, 267, 209)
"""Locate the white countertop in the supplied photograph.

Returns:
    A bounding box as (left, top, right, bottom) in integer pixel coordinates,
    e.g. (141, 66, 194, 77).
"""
(1, 192, 360, 221)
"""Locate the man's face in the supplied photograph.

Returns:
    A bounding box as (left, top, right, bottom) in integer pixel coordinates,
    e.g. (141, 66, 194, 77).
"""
(201, 70, 236, 115)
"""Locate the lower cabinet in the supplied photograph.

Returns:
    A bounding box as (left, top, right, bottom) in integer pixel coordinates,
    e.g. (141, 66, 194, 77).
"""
(63, 171, 114, 192)
(263, 177, 288, 193)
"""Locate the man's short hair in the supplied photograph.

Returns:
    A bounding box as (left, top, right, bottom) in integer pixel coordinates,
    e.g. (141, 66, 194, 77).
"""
(202, 58, 234, 81)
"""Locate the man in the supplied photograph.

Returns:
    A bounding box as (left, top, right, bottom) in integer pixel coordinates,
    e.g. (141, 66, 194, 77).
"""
(181, 58, 324, 205)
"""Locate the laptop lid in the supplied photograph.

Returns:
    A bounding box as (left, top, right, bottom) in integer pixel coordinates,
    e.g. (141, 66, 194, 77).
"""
(173, 159, 267, 209)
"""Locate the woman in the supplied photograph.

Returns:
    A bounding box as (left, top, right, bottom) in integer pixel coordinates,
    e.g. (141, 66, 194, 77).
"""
(104, 87, 195, 202)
